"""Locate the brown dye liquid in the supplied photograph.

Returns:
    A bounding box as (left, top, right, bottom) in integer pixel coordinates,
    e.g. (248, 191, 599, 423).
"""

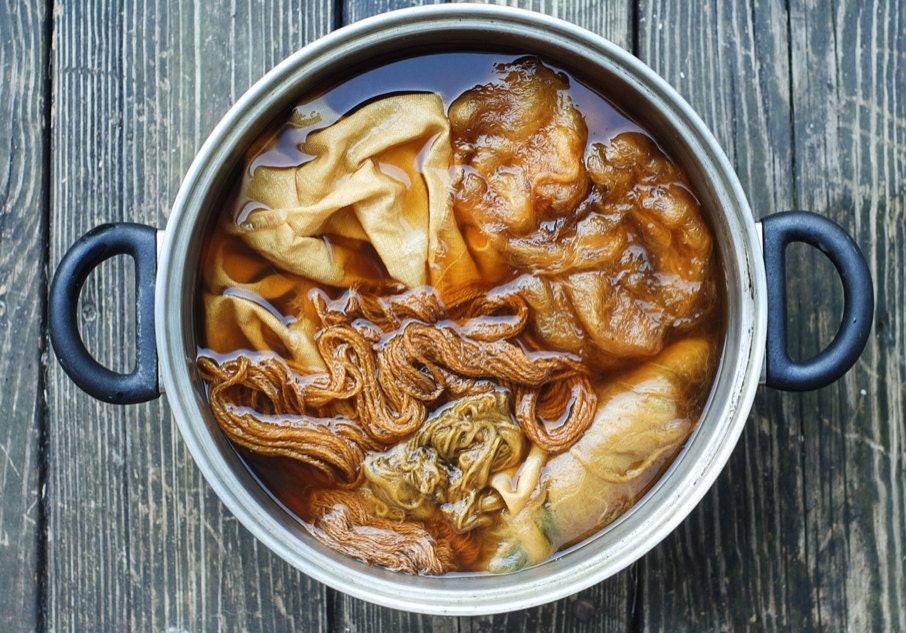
(196, 52, 725, 574)
(239, 53, 647, 206)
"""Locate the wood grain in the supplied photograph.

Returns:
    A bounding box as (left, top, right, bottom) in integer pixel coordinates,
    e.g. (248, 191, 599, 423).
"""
(0, 2, 49, 632)
(29, 0, 905, 630)
(46, 1, 335, 631)
(786, 0, 905, 630)
(636, 0, 906, 631)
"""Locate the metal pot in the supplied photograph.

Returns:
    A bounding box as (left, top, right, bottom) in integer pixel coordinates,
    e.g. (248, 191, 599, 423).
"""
(48, 5, 873, 615)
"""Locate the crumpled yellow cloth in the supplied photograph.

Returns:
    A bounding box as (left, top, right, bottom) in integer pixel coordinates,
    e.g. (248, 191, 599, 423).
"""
(481, 338, 714, 573)
(228, 93, 476, 293)
(202, 230, 327, 370)
(202, 93, 481, 370)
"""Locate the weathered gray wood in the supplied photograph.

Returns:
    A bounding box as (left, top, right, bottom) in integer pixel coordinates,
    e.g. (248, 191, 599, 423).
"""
(636, 0, 906, 631)
(47, 1, 335, 631)
(35, 0, 906, 631)
(344, 0, 443, 24)
(785, 0, 905, 630)
(0, 2, 48, 632)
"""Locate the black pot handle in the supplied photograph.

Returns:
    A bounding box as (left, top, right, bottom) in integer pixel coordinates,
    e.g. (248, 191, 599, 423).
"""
(762, 211, 873, 391)
(48, 223, 160, 404)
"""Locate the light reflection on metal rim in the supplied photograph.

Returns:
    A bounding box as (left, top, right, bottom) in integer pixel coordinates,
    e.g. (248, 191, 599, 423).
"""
(156, 4, 766, 615)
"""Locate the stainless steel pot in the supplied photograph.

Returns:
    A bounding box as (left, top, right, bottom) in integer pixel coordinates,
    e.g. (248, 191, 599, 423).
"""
(48, 5, 873, 615)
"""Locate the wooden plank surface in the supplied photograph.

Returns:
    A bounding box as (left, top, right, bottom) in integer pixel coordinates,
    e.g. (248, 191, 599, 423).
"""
(637, 0, 906, 631)
(0, 2, 49, 632)
(46, 2, 335, 631)
(20, 0, 905, 631)
(786, 1, 905, 630)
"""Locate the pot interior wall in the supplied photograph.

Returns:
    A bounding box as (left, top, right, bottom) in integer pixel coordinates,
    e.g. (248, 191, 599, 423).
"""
(159, 6, 763, 614)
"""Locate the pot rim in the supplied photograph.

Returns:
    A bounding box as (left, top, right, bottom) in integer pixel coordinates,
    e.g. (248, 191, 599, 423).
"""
(157, 4, 766, 615)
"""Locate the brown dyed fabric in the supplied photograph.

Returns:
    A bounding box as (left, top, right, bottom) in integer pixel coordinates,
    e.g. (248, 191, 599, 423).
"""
(448, 58, 716, 370)
(201, 93, 483, 370)
(197, 286, 596, 489)
(196, 60, 722, 575)
(202, 230, 327, 370)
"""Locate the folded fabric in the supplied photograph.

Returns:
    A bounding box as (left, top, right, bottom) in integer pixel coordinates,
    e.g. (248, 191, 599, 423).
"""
(201, 93, 484, 370)
(227, 93, 478, 296)
(202, 230, 326, 370)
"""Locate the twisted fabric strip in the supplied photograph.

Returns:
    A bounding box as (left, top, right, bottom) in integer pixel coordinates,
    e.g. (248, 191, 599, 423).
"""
(197, 354, 378, 487)
(198, 284, 597, 486)
(303, 488, 456, 575)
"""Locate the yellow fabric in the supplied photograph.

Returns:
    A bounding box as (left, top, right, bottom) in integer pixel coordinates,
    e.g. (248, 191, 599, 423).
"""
(228, 93, 478, 296)
(489, 444, 547, 515)
(202, 94, 484, 370)
(482, 339, 714, 573)
(202, 231, 326, 370)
